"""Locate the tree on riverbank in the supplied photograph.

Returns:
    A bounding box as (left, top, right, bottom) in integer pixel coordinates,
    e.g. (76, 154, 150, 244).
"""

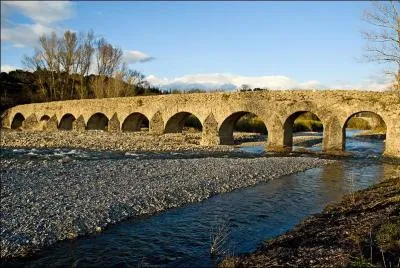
(21, 29, 162, 102)
(362, 1, 400, 91)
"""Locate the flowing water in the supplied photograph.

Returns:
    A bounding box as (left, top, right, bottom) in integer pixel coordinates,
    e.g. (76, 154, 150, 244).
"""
(2, 131, 398, 268)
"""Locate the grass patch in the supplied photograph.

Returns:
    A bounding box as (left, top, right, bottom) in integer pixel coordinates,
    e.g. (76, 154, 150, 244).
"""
(293, 119, 323, 132)
(234, 114, 267, 134)
(347, 117, 371, 130)
(376, 218, 400, 254)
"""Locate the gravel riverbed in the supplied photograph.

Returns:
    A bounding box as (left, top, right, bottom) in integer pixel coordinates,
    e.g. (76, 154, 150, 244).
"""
(1, 155, 334, 259)
(0, 129, 323, 153)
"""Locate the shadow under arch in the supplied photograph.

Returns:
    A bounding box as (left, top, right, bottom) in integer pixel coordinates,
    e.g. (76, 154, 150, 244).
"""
(122, 113, 149, 132)
(11, 113, 25, 129)
(343, 111, 387, 154)
(283, 111, 324, 151)
(86, 113, 109, 131)
(164, 112, 202, 133)
(59, 114, 76, 130)
(219, 111, 268, 145)
(40, 115, 50, 121)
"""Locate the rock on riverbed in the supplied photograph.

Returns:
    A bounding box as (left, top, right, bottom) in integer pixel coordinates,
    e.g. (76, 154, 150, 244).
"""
(1, 156, 333, 259)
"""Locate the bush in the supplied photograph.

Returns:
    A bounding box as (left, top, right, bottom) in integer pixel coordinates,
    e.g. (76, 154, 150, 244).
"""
(347, 117, 371, 130)
(293, 119, 323, 132)
(377, 218, 400, 254)
(234, 115, 267, 134)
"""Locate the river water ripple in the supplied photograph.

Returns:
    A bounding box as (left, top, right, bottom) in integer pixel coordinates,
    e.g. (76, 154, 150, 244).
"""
(2, 132, 398, 268)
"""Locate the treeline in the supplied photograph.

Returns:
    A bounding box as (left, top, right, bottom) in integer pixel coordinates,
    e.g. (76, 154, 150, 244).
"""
(0, 29, 166, 112)
(21, 30, 164, 101)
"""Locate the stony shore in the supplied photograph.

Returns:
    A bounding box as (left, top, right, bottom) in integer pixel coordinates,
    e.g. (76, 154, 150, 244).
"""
(0, 129, 223, 152)
(221, 172, 400, 268)
(0, 155, 333, 259)
(0, 129, 323, 153)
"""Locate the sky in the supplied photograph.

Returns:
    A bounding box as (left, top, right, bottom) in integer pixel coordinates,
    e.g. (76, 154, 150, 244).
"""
(0, 1, 395, 90)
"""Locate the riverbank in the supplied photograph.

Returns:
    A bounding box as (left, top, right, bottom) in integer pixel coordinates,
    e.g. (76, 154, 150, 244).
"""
(0, 129, 222, 152)
(0, 129, 324, 153)
(0, 155, 334, 259)
(220, 171, 400, 267)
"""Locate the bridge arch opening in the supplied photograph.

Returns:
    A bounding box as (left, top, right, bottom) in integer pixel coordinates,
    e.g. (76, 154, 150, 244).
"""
(122, 113, 149, 132)
(59, 114, 76, 130)
(165, 112, 202, 133)
(87, 113, 109, 131)
(283, 111, 323, 152)
(219, 112, 268, 145)
(11, 113, 25, 129)
(343, 111, 386, 155)
(40, 115, 50, 121)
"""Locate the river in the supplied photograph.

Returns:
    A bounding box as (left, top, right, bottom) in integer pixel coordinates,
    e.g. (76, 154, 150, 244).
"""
(2, 130, 398, 268)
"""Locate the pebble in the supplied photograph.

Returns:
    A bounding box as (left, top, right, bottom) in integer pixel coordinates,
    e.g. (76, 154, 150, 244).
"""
(0, 155, 334, 259)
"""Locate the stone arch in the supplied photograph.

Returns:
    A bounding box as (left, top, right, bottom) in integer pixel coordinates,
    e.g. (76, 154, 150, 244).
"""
(59, 114, 76, 130)
(283, 111, 324, 150)
(343, 111, 387, 132)
(122, 112, 149, 132)
(40, 115, 50, 121)
(219, 111, 268, 145)
(164, 112, 202, 133)
(11, 113, 25, 129)
(342, 111, 387, 153)
(86, 113, 109, 131)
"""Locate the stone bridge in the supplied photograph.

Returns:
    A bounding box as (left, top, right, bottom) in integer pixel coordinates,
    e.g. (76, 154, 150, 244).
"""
(1, 90, 400, 157)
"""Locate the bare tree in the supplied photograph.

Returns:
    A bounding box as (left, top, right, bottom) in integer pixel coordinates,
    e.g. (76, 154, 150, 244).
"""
(95, 37, 123, 76)
(75, 30, 95, 98)
(237, 84, 252, 92)
(58, 30, 79, 98)
(362, 1, 400, 90)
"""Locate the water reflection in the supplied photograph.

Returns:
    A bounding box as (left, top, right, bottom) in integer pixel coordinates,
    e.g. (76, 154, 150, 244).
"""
(5, 159, 398, 268)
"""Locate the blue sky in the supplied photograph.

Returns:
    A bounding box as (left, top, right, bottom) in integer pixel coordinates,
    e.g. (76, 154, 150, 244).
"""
(0, 1, 394, 90)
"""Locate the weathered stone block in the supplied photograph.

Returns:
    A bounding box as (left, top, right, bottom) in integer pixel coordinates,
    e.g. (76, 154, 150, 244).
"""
(73, 115, 86, 131)
(22, 114, 39, 130)
(108, 113, 121, 132)
(149, 111, 164, 135)
(43, 115, 58, 131)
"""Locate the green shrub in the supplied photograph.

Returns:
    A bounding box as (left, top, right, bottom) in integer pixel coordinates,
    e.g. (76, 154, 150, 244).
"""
(234, 115, 267, 134)
(349, 257, 376, 268)
(376, 218, 400, 253)
(346, 117, 371, 130)
(293, 119, 323, 132)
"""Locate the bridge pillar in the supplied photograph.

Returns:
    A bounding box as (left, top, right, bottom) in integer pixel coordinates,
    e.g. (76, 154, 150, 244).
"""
(266, 127, 287, 152)
(22, 114, 39, 130)
(43, 115, 58, 131)
(201, 113, 220, 146)
(73, 115, 86, 131)
(323, 117, 344, 153)
(149, 111, 164, 135)
(266, 115, 287, 152)
(108, 113, 121, 132)
(384, 121, 400, 158)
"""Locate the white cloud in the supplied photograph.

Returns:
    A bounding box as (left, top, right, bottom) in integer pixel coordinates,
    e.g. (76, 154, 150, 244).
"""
(1, 22, 59, 48)
(146, 73, 390, 91)
(124, 50, 155, 64)
(2, 1, 74, 24)
(1, 1, 74, 47)
(1, 65, 19, 73)
(146, 73, 324, 90)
